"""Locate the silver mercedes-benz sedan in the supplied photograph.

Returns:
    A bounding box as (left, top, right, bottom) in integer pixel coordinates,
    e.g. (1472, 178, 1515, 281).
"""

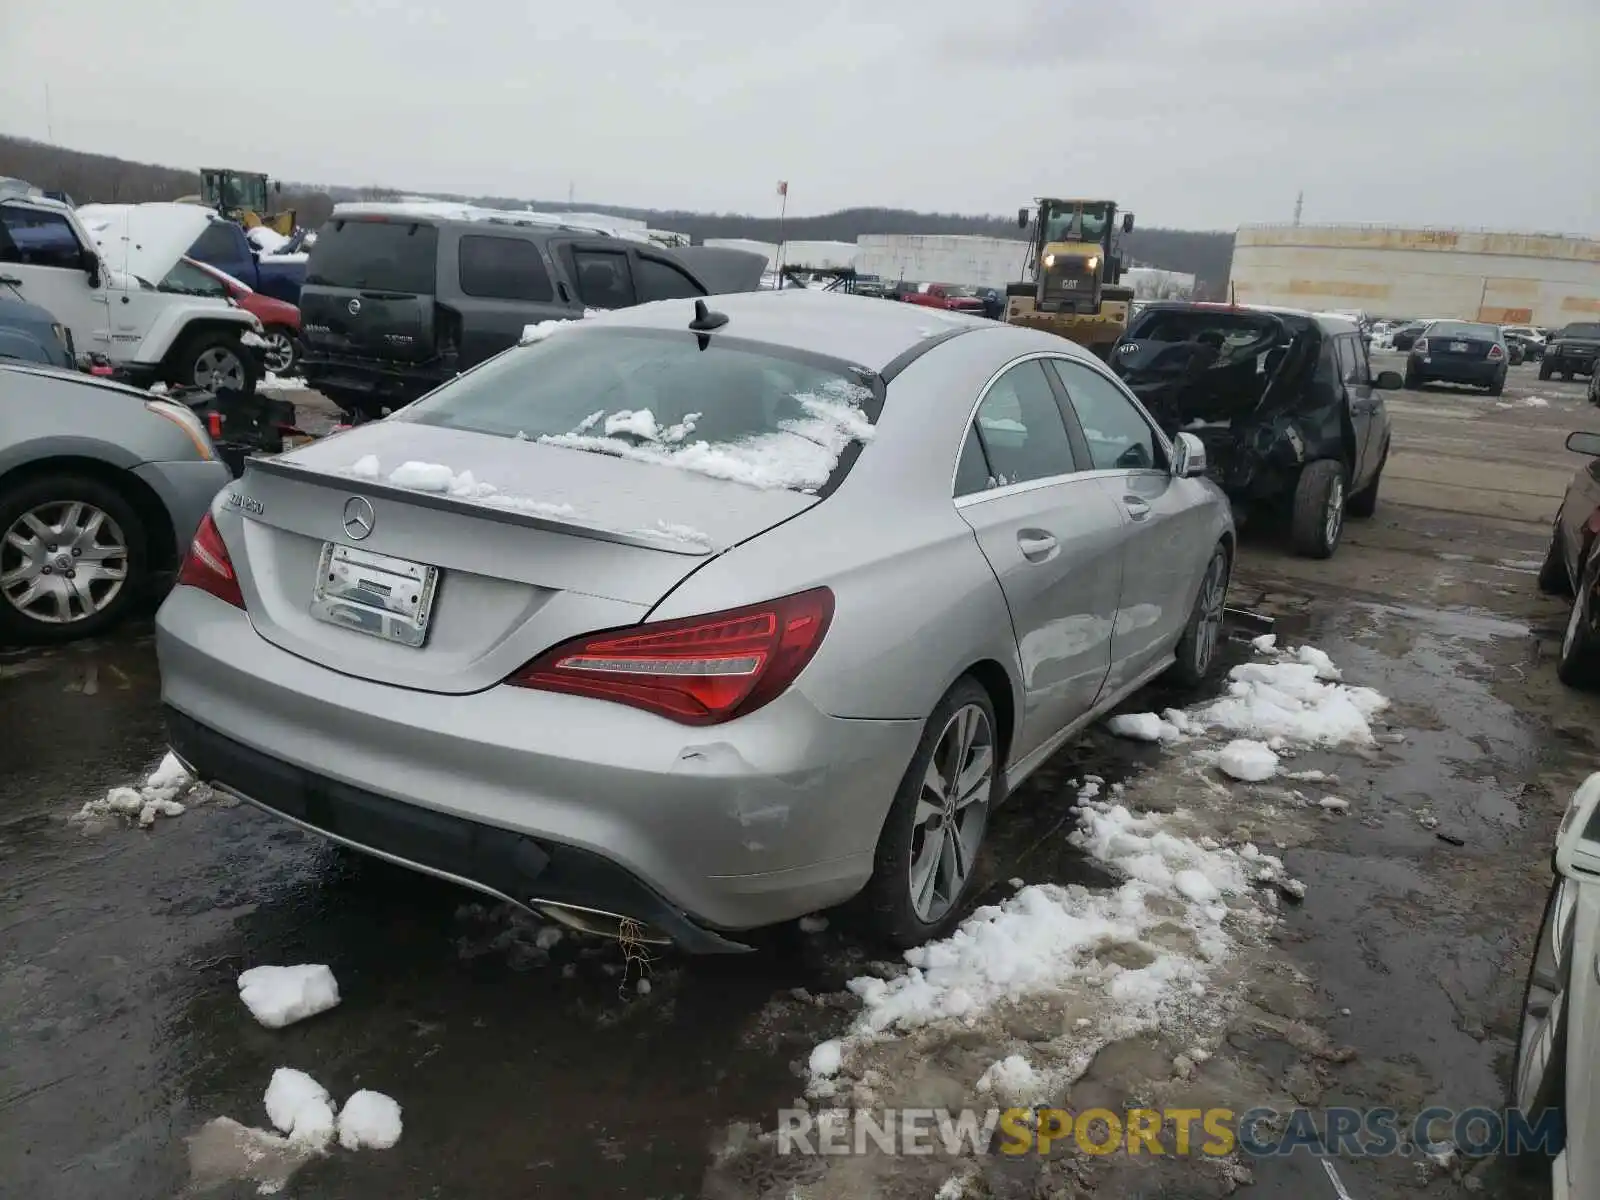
(155, 290, 1233, 952)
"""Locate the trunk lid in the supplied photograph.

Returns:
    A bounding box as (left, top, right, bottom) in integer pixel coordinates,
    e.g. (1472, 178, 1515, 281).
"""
(301, 217, 441, 361)
(225, 421, 815, 694)
(1430, 334, 1494, 359)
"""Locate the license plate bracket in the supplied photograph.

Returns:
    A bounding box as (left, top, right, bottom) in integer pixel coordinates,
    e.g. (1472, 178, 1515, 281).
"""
(1450, 341, 1469, 352)
(310, 543, 439, 647)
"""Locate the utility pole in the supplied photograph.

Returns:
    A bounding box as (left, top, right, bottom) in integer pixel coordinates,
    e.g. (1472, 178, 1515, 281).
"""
(1293, 190, 1304, 226)
(567, 180, 574, 205)
(45, 83, 55, 142)
(776, 180, 789, 288)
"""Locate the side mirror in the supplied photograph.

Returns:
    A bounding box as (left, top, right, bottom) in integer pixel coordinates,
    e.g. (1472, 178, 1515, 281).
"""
(1373, 370, 1403, 390)
(83, 251, 101, 289)
(1172, 431, 1208, 479)
(1122, 212, 1135, 234)
(1567, 431, 1600, 456)
(1017, 207, 1029, 229)
(1555, 772, 1600, 879)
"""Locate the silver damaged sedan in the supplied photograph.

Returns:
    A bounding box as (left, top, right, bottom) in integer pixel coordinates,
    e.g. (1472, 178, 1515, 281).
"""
(156, 291, 1234, 951)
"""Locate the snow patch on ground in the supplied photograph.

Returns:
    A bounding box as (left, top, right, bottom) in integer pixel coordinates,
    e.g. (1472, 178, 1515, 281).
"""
(337, 1090, 403, 1150)
(72, 751, 205, 826)
(974, 1054, 1043, 1105)
(1105, 711, 1185, 743)
(260, 372, 307, 391)
(238, 965, 341, 1029)
(539, 381, 876, 493)
(1216, 738, 1280, 782)
(264, 1068, 336, 1148)
(1188, 654, 1387, 747)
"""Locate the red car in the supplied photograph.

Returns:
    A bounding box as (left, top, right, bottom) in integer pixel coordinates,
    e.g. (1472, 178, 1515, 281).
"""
(901, 282, 987, 316)
(182, 256, 302, 375)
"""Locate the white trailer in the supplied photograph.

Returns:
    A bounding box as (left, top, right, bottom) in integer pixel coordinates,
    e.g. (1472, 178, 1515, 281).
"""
(855, 234, 1030, 289)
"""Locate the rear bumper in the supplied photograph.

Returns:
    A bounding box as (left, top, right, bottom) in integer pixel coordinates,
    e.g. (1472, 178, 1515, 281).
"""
(1409, 354, 1502, 384)
(1548, 348, 1598, 373)
(155, 587, 921, 945)
(300, 350, 456, 412)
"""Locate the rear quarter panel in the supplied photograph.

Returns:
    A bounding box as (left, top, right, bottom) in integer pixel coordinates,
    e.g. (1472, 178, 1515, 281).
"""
(649, 328, 1074, 726)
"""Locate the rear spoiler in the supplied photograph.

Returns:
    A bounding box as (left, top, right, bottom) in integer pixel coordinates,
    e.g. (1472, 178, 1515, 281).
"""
(673, 247, 767, 295)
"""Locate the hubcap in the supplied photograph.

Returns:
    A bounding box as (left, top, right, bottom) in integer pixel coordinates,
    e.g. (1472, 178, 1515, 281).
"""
(1324, 475, 1345, 547)
(1, 500, 129, 625)
(1516, 878, 1573, 1110)
(909, 703, 994, 924)
(262, 332, 294, 374)
(193, 346, 245, 391)
(1194, 553, 1228, 671)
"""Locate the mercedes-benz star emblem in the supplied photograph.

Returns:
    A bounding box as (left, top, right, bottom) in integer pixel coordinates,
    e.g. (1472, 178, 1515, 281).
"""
(342, 496, 375, 541)
(347, 298, 362, 316)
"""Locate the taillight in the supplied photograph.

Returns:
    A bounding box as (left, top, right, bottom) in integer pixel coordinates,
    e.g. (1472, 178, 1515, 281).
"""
(176, 513, 245, 609)
(507, 588, 834, 725)
(1413, 337, 1429, 355)
(1488, 343, 1504, 360)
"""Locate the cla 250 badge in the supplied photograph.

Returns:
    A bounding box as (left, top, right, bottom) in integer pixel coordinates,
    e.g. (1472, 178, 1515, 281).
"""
(224, 492, 264, 516)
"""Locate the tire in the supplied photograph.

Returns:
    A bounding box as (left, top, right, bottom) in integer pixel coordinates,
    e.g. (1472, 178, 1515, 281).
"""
(1538, 514, 1570, 596)
(1557, 550, 1600, 688)
(1346, 443, 1387, 518)
(861, 677, 1001, 949)
(1539, 360, 1553, 381)
(1403, 364, 1422, 389)
(1508, 875, 1574, 1171)
(1290, 459, 1346, 559)
(1488, 374, 1505, 397)
(167, 329, 255, 395)
(1168, 542, 1230, 687)
(261, 325, 299, 376)
(0, 473, 148, 644)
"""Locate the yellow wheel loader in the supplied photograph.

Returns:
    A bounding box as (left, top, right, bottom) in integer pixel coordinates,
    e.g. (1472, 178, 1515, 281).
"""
(186, 169, 297, 235)
(1005, 198, 1136, 360)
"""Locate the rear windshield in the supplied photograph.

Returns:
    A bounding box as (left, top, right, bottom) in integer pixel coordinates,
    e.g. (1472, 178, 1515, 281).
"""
(1559, 323, 1600, 339)
(1426, 321, 1499, 339)
(1128, 308, 1287, 350)
(401, 327, 883, 494)
(306, 219, 438, 293)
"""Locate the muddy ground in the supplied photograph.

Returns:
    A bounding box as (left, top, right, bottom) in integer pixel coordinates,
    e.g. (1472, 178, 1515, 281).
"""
(1, 360, 1595, 1199)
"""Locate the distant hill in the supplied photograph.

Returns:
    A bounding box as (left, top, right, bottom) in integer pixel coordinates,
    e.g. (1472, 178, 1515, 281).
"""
(0, 134, 1236, 294)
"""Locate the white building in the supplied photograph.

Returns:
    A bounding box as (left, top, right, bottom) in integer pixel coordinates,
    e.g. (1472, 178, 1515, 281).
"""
(1230, 224, 1600, 324)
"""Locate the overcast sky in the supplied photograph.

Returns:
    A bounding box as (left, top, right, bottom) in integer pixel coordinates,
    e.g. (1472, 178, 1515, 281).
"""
(3, 0, 1596, 233)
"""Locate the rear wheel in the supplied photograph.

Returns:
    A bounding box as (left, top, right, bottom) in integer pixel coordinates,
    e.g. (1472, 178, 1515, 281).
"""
(1290, 459, 1346, 559)
(862, 677, 999, 949)
(1488, 374, 1505, 396)
(1557, 550, 1600, 688)
(0, 474, 147, 644)
(1404, 364, 1423, 389)
(1169, 543, 1230, 687)
(1509, 875, 1573, 1171)
(1539, 360, 1553, 381)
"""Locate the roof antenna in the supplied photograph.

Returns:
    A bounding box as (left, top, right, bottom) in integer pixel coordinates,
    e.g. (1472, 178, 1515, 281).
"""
(689, 299, 729, 333)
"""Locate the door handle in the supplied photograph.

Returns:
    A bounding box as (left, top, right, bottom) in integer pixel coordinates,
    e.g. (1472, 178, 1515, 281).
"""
(1122, 496, 1151, 521)
(1017, 531, 1058, 561)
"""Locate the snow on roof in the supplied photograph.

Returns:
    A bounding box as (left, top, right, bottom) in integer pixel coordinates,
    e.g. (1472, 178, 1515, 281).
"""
(330, 200, 653, 243)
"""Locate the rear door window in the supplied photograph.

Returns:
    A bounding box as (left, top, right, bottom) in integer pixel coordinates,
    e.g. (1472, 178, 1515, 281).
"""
(971, 360, 1077, 487)
(458, 234, 554, 302)
(1334, 335, 1368, 384)
(189, 223, 240, 262)
(306, 219, 440, 293)
(954, 425, 994, 497)
(633, 254, 706, 302)
(569, 248, 636, 309)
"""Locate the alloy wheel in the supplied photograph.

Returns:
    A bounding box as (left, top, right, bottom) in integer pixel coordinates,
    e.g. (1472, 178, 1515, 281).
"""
(908, 703, 994, 923)
(1516, 878, 1573, 1111)
(262, 332, 295, 374)
(1562, 569, 1597, 661)
(193, 346, 246, 391)
(1194, 553, 1228, 673)
(1, 500, 129, 625)
(1324, 475, 1345, 549)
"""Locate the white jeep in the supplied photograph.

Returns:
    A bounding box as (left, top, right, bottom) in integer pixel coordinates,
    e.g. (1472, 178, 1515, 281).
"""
(0, 196, 262, 393)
